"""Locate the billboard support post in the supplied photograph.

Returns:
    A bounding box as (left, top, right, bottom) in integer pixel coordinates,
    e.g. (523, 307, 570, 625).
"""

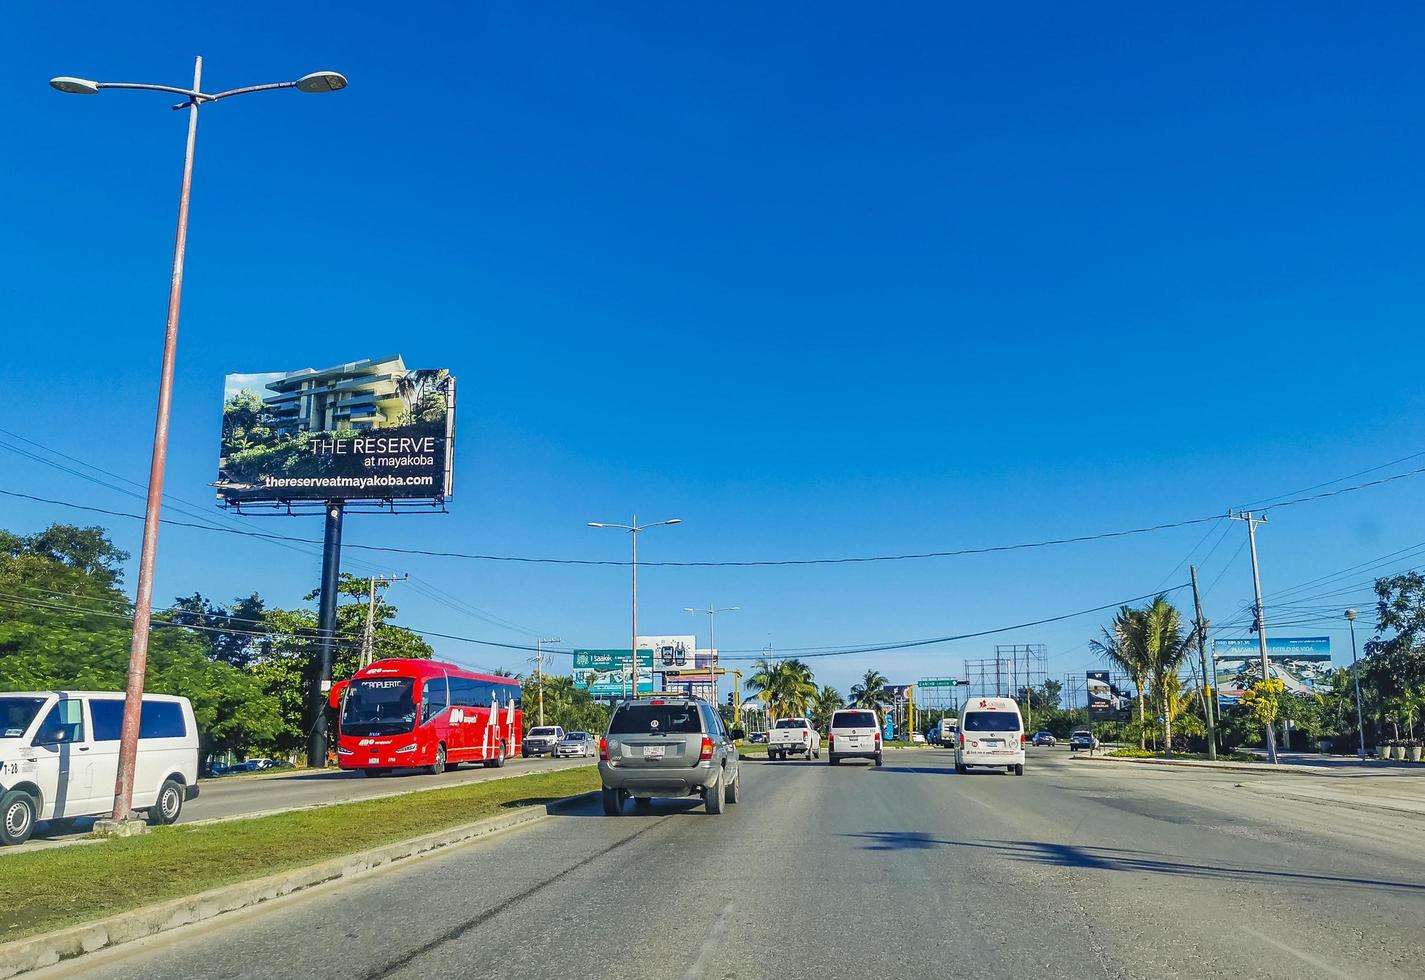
(310, 500, 344, 768)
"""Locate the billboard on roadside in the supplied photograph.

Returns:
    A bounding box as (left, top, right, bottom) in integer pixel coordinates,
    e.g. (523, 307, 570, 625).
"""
(217, 355, 455, 504)
(637, 635, 698, 670)
(1212, 637, 1332, 706)
(1086, 670, 1132, 716)
(572, 649, 655, 697)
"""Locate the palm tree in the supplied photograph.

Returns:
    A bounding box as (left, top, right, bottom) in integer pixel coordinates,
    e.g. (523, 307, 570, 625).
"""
(743, 657, 777, 709)
(772, 659, 818, 718)
(810, 685, 845, 732)
(1090, 606, 1152, 749)
(1141, 595, 1192, 754)
(849, 669, 889, 710)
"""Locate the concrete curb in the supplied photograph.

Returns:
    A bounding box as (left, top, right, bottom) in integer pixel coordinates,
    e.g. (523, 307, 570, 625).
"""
(1068, 755, 1377, 777)
(0, 790, 597, 979)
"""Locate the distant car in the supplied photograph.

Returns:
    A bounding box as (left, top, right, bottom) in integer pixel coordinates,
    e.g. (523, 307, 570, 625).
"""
(1032, 731, 1056, 747)
(555, 731, 595, 758)
(749, 731, 769, 744)
(767, 717, 821, 760)
(1068, 730, 1099, 752)
(523, 726, 565, 758)
(910, 731, 927, 745)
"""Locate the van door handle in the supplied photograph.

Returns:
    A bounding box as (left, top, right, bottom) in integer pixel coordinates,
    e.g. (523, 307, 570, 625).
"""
(78, 746, 91, 751)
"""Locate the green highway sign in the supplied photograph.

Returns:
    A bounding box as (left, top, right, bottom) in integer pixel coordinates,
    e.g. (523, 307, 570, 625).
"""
(917, 678, 966, 688)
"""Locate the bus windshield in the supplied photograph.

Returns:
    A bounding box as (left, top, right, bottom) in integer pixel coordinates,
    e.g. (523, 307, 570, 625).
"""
(341, 678, 418, 736)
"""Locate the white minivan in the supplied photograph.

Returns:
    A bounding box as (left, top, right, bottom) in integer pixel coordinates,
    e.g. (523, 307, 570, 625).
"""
(0, 692, 200, 845)
(954, 697, 1025, 775)
(828, 708, 883, 766)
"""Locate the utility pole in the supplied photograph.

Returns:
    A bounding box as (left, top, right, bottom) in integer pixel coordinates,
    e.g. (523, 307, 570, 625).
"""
(1190, 566, 1217, 760)
(588, 516, 681, 702)
(535, 637, 561, 727)
(360, 574, 409, 669)
(1231, 511, 1278, 764)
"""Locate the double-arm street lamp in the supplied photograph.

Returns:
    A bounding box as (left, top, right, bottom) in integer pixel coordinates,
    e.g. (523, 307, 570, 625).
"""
(50, 58, 347, 829)
(588, 516, 681, 699)
(685, 605, 739, 710)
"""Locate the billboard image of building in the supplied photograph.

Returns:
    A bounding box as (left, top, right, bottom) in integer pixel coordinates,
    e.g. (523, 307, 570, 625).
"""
(1212, 636, 1332, 706)
(572, 649, 655, 697)
(217, 355, 455, 504)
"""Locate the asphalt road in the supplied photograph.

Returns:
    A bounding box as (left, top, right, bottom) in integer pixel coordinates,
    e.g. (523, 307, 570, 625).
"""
(10, 754, 593, 853)
(50, 747, 1425, 980)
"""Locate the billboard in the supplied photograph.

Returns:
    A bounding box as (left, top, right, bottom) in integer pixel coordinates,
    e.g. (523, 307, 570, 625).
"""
(1087, 670, 1132, 716)
(217, 356, 455, 504)
(572, 649, 655, 697)
(637, 635, 698, 671)
(1212, 637, 1332, 706)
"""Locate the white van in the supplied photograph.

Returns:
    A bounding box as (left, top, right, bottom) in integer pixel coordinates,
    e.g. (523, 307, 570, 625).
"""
(828, 708, 882, 766)
(954, 697, 1025, 775)
(0, 692, 200, 845)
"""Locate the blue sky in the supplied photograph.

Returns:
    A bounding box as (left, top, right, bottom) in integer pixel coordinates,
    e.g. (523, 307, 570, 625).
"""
(4, 3, 1425, 694)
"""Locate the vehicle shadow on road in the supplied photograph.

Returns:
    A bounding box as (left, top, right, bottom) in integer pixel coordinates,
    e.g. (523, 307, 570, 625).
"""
(838, 833, 1425, 893)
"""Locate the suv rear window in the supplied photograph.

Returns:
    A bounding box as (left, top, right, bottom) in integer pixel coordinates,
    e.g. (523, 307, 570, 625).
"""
(774, 719, 807, 729)
(609, 703, 702, 735)
(831, 711, 876, 729)
(963, 711, 1021, 732)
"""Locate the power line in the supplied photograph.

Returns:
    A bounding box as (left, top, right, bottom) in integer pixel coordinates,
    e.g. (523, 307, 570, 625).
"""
(8, 463, 1425, 569)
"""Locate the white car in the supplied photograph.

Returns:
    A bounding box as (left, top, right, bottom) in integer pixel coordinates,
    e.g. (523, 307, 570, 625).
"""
(0, 692, 200, 846)
(828, 709, 882, 766)
(767, 717, 821, 760)
(522, 725, 565, 758)
(955, 697, 1025, 776)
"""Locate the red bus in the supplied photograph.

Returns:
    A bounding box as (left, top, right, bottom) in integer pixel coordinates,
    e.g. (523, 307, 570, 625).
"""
(328, 658, 522, 775)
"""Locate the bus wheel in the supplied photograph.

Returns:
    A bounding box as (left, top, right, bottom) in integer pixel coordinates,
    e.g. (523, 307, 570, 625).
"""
(484, 741, 507, 769)
(428, 744, 447, 776)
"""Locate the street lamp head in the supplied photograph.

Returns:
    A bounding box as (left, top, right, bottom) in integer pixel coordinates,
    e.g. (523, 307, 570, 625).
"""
(51, 76, 101, 95)
(295, 71, 348, 94)
(587, 522, 609, 528)
(663, 518, 683, 525)
(1345, 608, 1357, 621)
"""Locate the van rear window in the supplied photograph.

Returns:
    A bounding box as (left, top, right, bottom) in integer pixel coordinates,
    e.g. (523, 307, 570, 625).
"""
(962, 711, 1020, 732)
(831, 711, 877, 729)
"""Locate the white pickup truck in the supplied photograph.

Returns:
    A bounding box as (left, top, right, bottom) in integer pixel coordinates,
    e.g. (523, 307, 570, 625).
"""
(767, 717, 821, 760)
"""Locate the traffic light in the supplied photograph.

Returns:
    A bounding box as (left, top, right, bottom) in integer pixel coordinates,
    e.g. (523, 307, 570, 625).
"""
(727, 692, 734, 707)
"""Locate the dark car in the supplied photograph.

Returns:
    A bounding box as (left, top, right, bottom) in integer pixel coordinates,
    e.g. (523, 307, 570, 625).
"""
(749, 731, 769, 744)
(1031, 731, 1056, 747)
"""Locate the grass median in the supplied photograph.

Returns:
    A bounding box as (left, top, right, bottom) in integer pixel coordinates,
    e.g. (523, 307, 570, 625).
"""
(0, 766, 599, 944)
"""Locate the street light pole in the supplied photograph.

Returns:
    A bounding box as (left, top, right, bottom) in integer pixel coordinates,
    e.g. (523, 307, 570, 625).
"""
(1345, 609, 1367, 761)
(686, 605, 739, 709)
(588, 516, 681, 700)
(50, 60, 347, 828)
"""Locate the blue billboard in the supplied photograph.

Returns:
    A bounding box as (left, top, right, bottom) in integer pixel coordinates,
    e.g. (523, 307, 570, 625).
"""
(1212, 636, 1332, 706)
(572, 649, 655, 697)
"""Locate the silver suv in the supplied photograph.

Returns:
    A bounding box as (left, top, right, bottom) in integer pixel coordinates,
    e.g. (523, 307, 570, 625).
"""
(598, 697, 744, 815)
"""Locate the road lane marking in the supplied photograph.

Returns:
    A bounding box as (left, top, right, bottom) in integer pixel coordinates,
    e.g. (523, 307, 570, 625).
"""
(1239, 926, 1355, 980)
(683, 900, 734, 980)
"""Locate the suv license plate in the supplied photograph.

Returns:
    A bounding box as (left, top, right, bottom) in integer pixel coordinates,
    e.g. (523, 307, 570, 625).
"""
(643, 745, 665, 760)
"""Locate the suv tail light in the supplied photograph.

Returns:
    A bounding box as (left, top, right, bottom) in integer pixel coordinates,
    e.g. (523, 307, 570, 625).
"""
(598, 737, 609, 762)
(699, 736, 714, 761)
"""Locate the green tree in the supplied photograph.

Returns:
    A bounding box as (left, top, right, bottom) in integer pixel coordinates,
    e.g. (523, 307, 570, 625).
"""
(1090, 606, 1153, 749)
(810, 685, 845, 731)
(743, 658, 817, 719)
(849, 669, 890, 710)
(0, 524, 282, 761)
